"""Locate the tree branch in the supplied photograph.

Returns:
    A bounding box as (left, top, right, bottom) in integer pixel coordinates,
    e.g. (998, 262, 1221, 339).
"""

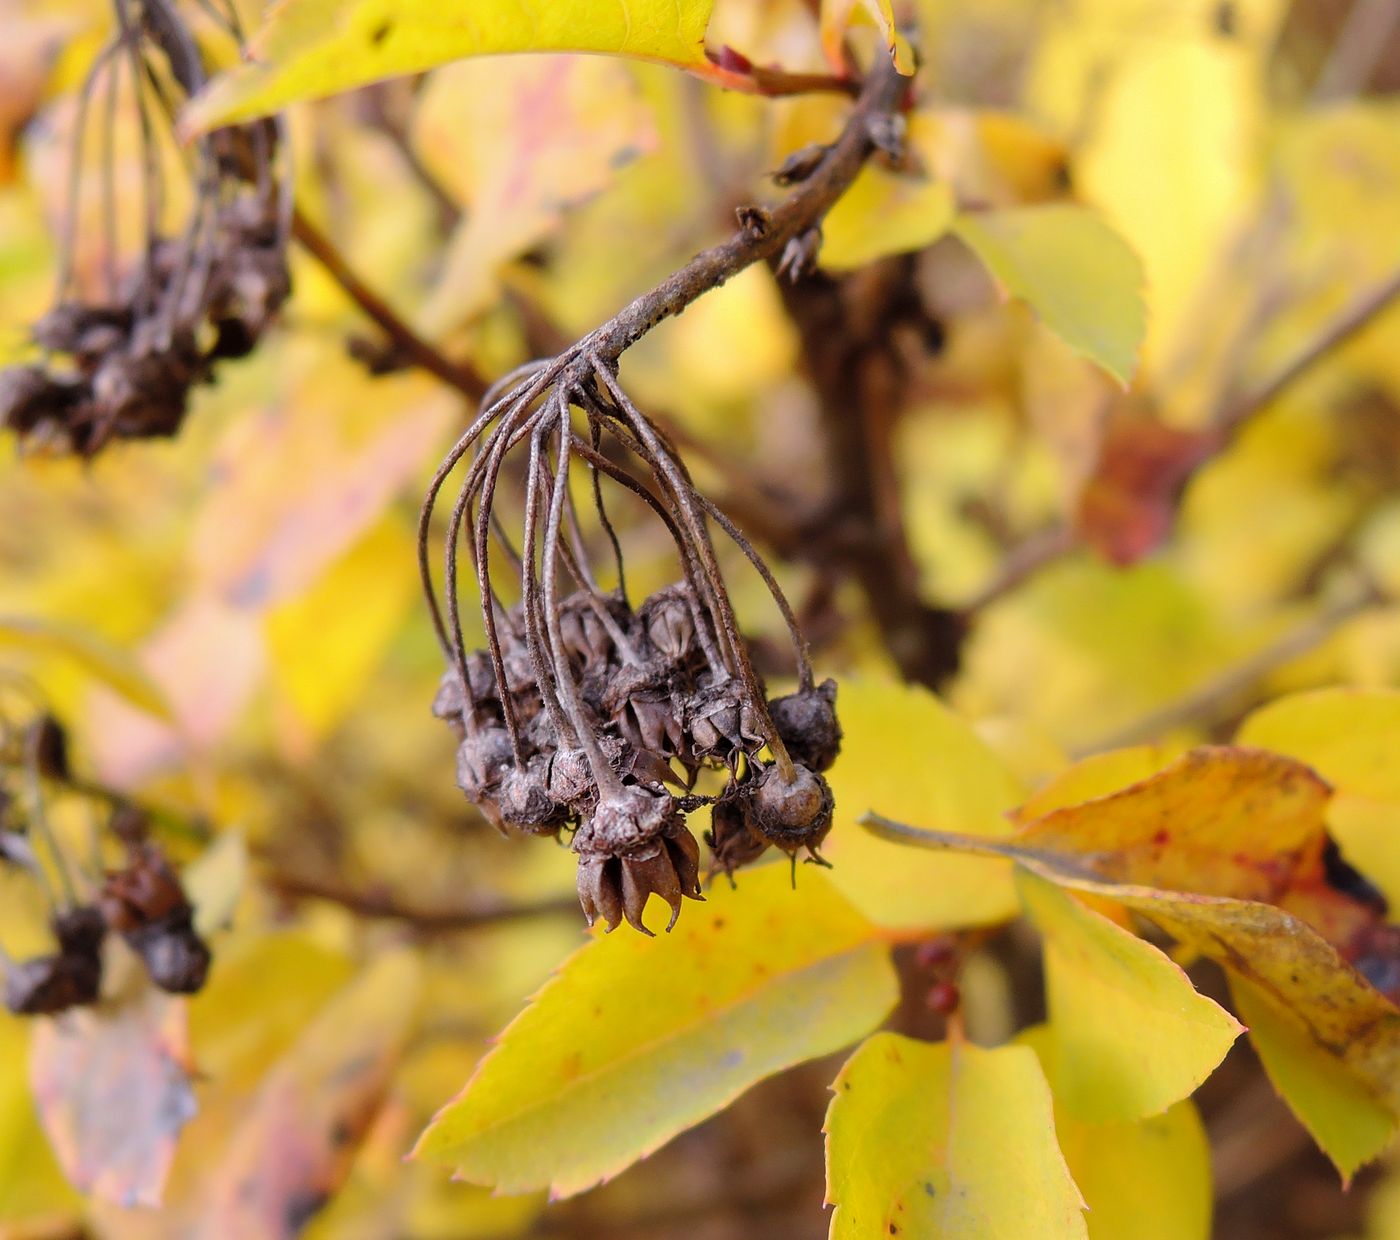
(263, 867, 580, 934)
(577, 56, 910, 367)
(290, 207, 487, 400)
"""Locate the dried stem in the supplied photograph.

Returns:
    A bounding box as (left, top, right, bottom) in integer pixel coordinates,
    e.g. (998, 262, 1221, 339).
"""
(290, 207, 487, 399)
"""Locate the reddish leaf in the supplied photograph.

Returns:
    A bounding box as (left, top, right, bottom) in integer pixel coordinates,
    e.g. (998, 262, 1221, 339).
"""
(29, 980, 196, 1208)
(1075, 408, 1220, 565)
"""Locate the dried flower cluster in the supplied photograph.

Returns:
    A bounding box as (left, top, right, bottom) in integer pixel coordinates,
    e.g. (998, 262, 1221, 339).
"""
(423, 355, 842, 933)
(0, 707, 209, 1016)
(0, 0, 289, 455)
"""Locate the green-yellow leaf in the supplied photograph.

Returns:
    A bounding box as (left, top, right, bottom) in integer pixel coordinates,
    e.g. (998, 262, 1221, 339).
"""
(1231, 975, 1398, 1182)
(825, 1032, 1087, 1239)
(1238, 688, 1400, 907)
(821, 157, 955, 271)
(412, 865, 896, 1198)
(953, 204, 1146, 386)
(1021, 1024, 1212, 1240)
(824, 677, 1022, 932)
(1016, 868, 1242, 1123)
(183, 0, 715, 133)
(0, 615, 173, 721)
(862, 811, 1400, 1175)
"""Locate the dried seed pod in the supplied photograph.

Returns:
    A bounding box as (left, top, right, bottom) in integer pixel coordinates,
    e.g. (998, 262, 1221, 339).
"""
(455, 728, 514, 801)
(26, 713, 70, 781)
(638, 586, 696, 664)
(767, 678, 842, 772)
(99, 841, 212, 994)
(4, 907, 105, 1016)
(742, 760, 834, 862)
(420, 327, 841, 929)
(705, 795, 770, 878)
(497, 760, 567, 834)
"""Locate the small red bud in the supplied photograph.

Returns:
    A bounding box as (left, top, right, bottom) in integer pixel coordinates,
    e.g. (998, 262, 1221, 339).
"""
(926, 980, 961, 1016)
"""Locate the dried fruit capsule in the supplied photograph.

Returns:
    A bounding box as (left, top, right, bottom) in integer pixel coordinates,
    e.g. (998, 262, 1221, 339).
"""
(4, 907, 105, 1016)
(768, 679, 842, 772)
(742, 760, 834, 861)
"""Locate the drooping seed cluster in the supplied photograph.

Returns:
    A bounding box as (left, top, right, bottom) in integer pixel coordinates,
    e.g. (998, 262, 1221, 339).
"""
(0, 708, 210, 1016)
(423, 351, 842, 933)
(0, 0, 289, 455)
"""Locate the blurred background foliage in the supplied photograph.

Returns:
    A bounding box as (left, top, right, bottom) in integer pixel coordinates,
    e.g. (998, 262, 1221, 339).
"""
(3, 0, 1400, 1236)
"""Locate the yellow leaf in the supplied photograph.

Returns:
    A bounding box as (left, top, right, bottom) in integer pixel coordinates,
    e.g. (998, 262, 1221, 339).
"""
(194, 951, 422, 1237)
(824, 1032, 1087, 1239)
(862, 811, 1400, 1174)
(1238, 688, 1400, 907)
(824, 677, 1022, 932)
(412, 865, 896, 1197)
(183, 0, 716, 133)
(1020, 1025, 1212, 1240)
(265, 516, 417, 743)
(0, 1016, 80, 1228)
(1232, 976, 1397, 1181)
(820, 0, 914, 75)
(821, 160, 955, 271)
(413, 55, 658, 334)
(1013, 745, 1174, 821)
(0, 615, 173, 721)
(1016, 868, 1242, 1123)
(953, 204, 1146, 386)
(182, 831, 248, 939)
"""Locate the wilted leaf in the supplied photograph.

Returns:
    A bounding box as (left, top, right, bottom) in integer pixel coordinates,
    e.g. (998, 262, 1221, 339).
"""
(1021, 1024, 1212, 1240)
(953, 204, 1146, 386)
(184, 0, 717, 133)
(824, 1032, 1087, 1239)
(1075, 408, 1221, 565)
(414, 55, 658, 334)
(0, 615, 173, 721)
(30, 979, 197, 1208)
(863, 745, 1400, 1175)
(412, 865, 897, 1198)
(1231, 975, 1397, 1181)
(819, 0, 913, 74)
(1011, 747, 1333, 904)
(1016, 868, 1242, 1123)
(823, 678, 1022, 932)
(194, 951, 422, 1239)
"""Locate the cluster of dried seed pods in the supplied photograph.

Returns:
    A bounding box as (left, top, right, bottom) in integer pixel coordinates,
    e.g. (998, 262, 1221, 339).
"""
(0, 0, 289, 455)
(423, 353, 842, 933)
(0, 705, 210, 1016)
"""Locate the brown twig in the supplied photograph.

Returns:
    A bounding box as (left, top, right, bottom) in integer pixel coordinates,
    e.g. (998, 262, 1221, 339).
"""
(290, 206, 487, 399)
(1077, 575, 1386, 755)
(263, 867, 580, 933)
(1214, 266, 1400, 433)
(576, 57, 910, 368)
